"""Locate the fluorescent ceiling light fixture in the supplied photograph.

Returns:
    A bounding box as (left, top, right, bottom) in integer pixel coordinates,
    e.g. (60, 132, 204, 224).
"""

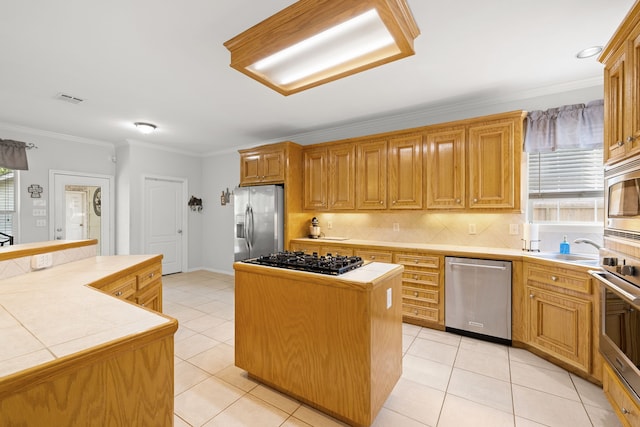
(224, 0, 420, 96)
(134, 122, 157, 134)
(576, 46, 603, 59)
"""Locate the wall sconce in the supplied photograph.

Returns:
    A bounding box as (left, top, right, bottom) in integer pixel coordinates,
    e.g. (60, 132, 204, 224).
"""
(220, 188, 231, 206)
(188, 196, 203, 212)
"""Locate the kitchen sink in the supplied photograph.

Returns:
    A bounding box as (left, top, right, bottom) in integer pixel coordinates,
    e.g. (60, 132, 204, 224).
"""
(530, 252, 600, 266)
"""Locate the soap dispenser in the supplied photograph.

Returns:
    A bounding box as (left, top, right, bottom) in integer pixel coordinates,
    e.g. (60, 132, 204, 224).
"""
(560, 235, 570, 254)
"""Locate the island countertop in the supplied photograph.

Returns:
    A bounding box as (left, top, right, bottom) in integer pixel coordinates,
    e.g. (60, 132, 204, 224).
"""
(0, 254, 177, 382)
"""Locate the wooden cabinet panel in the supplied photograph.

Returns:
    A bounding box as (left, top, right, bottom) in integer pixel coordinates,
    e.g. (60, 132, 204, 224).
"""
(303, 147, 328, 210)
(602, 18, 640, 164)
(468, 120, 516, 209)
(388, 134, 422, 209)
(99, 275, 137, 300)
(354, 249, 393, 263)
(603, 363, 640, 427)
(425, 127, 466, 209)
(136, 282, 162, 312)
(394, 252, 443, 328)
(239, 147, 285, 185)
(328, 144, 356, 210)
(356, 140, 387, 209)
(526, 286, 591, 373)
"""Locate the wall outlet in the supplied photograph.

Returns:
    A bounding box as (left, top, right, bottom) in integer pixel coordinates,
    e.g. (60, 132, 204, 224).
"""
(468, 224, 477, 234)
(509, 224, 519, 235)
(327, 221, 333, 229)
(36, 219, 47, 227)
(393, 223, 400, 232)
(30, 253, 53, 270)
(386, 288, 392, 309)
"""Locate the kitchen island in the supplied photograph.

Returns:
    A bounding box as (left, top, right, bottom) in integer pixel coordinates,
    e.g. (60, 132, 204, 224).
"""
(234, 260, 404, 427)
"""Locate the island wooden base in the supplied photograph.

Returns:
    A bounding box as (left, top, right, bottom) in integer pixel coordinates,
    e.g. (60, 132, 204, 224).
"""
(234, 262, 403, 427)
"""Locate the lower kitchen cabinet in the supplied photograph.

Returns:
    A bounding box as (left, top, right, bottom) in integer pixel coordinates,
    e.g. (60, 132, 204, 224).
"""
(91, 256, 163, 312)
(394, 252, 444, 328)
(289, 242, 353, 257)
(522, 261, 599, 379)
(354, 248, 393, 263)
(603, 363, 640, 427)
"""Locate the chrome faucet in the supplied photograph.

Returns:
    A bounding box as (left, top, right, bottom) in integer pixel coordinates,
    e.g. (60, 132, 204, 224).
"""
(573, 238, 602, 250)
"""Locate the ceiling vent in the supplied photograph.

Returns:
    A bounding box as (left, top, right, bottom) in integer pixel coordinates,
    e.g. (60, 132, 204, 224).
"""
(55, 92, 84, 104)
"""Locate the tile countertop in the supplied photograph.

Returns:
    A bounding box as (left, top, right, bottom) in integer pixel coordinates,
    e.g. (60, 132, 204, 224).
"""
(290, 238, 600, 269)
(0, 255, 175, 379)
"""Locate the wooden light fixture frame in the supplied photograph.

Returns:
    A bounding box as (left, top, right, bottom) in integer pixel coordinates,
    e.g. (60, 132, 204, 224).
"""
(224, 0, 420, 96)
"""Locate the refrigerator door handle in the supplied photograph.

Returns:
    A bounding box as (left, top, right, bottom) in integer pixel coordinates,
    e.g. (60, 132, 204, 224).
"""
(248, 205, 255, 249)
(244, 205, 252, 252)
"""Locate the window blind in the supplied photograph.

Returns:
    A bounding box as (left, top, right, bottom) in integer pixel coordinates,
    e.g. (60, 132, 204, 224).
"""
(528, 148, 603, 199)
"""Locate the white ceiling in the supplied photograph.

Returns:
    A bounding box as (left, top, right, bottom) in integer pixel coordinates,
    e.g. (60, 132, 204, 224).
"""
(0, 0, 635, 155)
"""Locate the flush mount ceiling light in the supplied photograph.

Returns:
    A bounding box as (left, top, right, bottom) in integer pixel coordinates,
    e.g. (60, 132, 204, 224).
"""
(134, 122, 157, 134)
(576, 46, 603, 59)
(224, 0, 420, 96)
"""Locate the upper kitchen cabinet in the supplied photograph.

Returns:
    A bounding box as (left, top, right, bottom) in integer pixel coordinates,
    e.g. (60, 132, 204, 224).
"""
(468, 113, 524, 210)
(302, 143, 356, 210)
(425, 127, 466, 209)
(356, 139, 388, 210)
(328, 143, 356, 210)
(425, 111, 524, 211)
(388, 134, 423, 209)
(239, 142, 292, 185)
(303, 147, 328, 210)
(601, 4, 640, 165)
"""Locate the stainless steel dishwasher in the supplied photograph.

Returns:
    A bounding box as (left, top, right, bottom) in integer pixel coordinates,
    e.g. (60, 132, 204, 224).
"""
(445, 257, 512, 345)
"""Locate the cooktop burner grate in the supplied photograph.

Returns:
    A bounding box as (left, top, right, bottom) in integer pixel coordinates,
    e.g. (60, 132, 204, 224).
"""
(243, 251, 364, 275)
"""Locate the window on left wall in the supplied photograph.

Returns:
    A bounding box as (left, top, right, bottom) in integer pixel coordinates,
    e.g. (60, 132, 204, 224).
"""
(0, 168, 16, 236)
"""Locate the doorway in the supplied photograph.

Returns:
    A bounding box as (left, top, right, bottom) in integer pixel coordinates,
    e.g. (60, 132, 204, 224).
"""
(143, 176, 187, 275)
(50, 170, 113, 255)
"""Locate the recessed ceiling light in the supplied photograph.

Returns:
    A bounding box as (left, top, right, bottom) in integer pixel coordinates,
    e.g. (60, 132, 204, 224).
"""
(134, 122, 157, 134)
(576, 46, 603, 59)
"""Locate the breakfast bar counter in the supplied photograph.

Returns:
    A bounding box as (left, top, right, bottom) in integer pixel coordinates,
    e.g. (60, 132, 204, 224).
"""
(234, 260, 404, 427)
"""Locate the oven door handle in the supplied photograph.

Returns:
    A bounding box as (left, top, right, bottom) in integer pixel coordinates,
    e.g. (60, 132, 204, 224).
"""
(589, 270, 640, 305)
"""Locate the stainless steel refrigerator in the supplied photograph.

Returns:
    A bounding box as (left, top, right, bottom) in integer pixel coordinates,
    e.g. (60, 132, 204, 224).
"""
(234, 184, 284, 261)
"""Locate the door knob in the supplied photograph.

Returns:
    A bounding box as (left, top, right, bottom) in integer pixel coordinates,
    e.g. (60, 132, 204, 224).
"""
(177, 229, 183, 234)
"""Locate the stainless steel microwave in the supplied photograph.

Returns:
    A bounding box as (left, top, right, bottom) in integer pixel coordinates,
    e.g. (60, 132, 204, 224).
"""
(606, 158, 640, 239)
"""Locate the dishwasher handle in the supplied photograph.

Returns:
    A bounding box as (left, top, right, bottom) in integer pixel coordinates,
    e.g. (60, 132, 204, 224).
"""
(447, 261, 508, 271)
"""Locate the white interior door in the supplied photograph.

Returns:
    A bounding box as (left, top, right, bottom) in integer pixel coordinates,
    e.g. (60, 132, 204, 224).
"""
(144, 177, 185, 275)
(50, 171, 113, 255)
(65, 191, 87, 240)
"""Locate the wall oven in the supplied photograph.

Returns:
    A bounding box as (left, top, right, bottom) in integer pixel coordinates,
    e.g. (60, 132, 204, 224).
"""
(605, 157, 640, 239)
(591, 248, 640, 403)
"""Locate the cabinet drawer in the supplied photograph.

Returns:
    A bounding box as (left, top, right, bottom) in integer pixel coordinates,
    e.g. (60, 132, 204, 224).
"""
(137, 264, 162, 290)
(525, 263, 591, 294)
(322, 246, 353, 257)
(102, 276, 136, 300)
(402, 302, 439, 323)
(354, 249, 393, 263)
(402, 271, 439, 287)
(394, 253, 440, 269)
(403, 287, 438, 304)
(290, 243, 321, 254)
(136, 283, 161, 311)
(603, 363, 640, 427)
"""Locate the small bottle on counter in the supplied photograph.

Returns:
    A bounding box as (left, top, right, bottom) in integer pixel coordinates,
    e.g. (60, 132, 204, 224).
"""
(560, 235, 570, 254)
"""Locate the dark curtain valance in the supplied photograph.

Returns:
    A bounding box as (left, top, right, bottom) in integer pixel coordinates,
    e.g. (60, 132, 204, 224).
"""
(0, 139, 29, 170)
(524, 99, 604, 153)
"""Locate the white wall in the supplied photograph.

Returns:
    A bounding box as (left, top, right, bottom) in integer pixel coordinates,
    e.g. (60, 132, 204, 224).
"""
(118, 141, 203, 270)
(200, 150, 240, 274)
(0, 124, 115, 244)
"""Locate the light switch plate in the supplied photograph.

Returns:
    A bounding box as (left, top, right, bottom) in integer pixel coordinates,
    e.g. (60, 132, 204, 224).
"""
(386, 288, 392, 309)
(468, 224, 477, 234)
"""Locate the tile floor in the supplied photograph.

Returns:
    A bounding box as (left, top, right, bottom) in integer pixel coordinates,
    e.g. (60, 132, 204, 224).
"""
(163, 270, 621, 427)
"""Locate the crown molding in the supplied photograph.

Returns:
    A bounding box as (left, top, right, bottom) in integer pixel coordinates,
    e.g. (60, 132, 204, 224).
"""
(0, 121, 114, 148)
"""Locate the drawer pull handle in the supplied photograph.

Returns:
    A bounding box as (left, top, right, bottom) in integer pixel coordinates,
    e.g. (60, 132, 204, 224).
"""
(617, 140, 625, 147)
(148, 273, 155, 279)
(627, 136, 636, 143)
(551, 276, 558, 281)
(622, 407, 631, 415)
(413, 274, 418, 280)
(529, 293, 535, 299)
(414, 291, 419, 297)
(414, 260, 419, 264)
(414, 310, 418, 315)
(370, 255, 376, 260)
(115, 291, 123, 297)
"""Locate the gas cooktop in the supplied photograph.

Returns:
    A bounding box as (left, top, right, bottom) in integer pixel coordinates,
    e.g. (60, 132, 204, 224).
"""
(243, 251, 364, 275)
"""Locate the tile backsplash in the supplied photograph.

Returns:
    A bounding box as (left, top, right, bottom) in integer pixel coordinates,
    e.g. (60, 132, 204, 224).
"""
(0, 244, 97, 280)
(306, 212, 603, 254)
